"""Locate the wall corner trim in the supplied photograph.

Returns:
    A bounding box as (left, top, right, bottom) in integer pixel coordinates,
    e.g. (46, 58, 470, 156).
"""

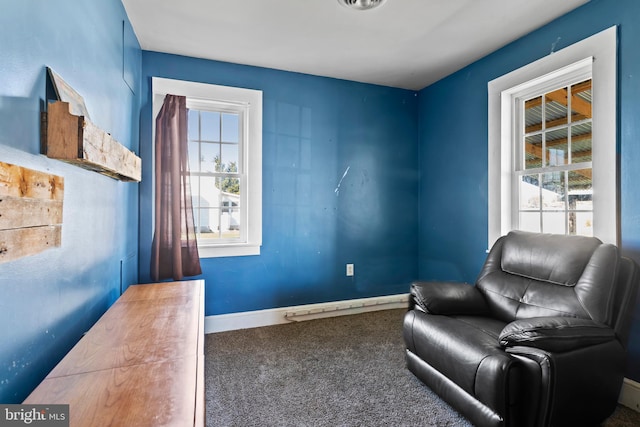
(619, 377, 640, 412)
(204, 293, 410, 334)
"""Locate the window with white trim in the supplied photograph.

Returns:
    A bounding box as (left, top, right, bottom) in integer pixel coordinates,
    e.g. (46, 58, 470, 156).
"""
(488, 26, 617, 248)
(152, 77, 262, 258)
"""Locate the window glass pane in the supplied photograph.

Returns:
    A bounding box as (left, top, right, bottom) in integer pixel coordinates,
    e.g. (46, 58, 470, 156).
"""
(194, 210, 213, 237)
(542, 212, 566, 234)
(568, 169, 592, 203)
(188, 109, 199, 141)
(570, 79, 592, 121)
(221, 143, 239, 171)
(519, 212, 540, 233)
(221, 113, 239, 143)
(519, 174, 540, 210)
(571, 122, 592, 163)
(546, 128, 568, 166)
(541, 171, 565, 210)
(524, 134, 542, 169)
(201, 142, 220, 173)
(201, 111, 220, 141)
(192, 206, 201, 233)
(220, 207, 241, 239)
(200, 176, 219, 209)
(198, 208, 219, 238)
(524, 96, 542, 133)
(544, 88, 568, 128)
(572, 211, 593, 237)
(188, 175, 199, 207)
(217, 175, 240, 196)
(188, 141, 200, 172)
(568, 168, 592, 237)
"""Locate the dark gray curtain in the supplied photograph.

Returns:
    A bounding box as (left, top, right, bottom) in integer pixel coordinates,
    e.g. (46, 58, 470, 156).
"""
(151, 94, 202, 281)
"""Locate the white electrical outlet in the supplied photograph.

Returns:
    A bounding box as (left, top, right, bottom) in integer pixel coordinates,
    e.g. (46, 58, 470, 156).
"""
(346, 264, 354, 276)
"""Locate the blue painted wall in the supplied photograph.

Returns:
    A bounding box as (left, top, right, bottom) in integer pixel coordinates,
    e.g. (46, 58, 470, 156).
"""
(417, 0, 640, 381)
(0, 0, 141, 402)
(139, 53, 420, 315)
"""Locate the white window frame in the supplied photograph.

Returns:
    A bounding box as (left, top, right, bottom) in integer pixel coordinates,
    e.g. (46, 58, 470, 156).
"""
(152, 77, 262, 258)
(488, 26, 617, 248)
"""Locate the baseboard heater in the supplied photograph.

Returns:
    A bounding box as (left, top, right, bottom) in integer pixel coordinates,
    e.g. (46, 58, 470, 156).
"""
(204, 293, 410, 333)
(284, 294, 409, 322)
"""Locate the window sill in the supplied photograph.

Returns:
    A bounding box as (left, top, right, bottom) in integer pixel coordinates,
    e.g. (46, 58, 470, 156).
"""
(198, 243, 261, 258)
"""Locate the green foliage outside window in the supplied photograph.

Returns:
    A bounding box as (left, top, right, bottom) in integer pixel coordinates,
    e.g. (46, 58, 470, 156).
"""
(214, 155, 239, 194)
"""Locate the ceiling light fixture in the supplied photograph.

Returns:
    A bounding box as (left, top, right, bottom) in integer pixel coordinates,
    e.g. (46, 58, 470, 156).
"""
(338, 0, 387, 11)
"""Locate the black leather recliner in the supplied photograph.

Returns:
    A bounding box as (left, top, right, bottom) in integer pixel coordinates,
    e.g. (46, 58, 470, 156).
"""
(403, 231, 639, 427)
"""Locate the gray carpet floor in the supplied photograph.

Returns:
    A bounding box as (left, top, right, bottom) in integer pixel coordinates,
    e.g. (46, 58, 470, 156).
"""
(205, 308, 640, 427)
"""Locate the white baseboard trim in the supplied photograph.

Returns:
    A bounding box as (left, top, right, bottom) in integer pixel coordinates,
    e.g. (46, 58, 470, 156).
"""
(619, 378, 640, 412)
(205, 293, 410, 334)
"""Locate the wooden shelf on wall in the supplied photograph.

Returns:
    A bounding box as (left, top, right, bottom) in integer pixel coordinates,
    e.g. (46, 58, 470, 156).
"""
(42, 101, 141, 182)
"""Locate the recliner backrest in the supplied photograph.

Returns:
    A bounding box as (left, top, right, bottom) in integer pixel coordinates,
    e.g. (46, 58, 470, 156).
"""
(476, 231, 619, 324)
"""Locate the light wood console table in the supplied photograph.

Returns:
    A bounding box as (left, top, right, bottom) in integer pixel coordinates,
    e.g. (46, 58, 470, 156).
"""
(25, 280, 205, 427)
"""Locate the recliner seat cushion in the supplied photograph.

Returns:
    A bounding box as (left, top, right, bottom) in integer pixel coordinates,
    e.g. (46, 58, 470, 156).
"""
(406, 311, 518, 415)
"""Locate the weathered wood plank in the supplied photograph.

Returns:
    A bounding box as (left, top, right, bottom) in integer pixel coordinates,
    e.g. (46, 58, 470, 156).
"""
(44, 101, 141, 182)
(43, 101, 82, 160)
(0, 197, 63, 230)
(0, 161, 64, 200)
(0, 162, 64, 262)
(0, 225, 62, 263)
(82, 119, 142, 181)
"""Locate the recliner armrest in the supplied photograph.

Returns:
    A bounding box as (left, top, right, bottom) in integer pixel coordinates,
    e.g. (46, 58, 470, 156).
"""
(410, 281, 488, 315)
(499, 316, 616, 352)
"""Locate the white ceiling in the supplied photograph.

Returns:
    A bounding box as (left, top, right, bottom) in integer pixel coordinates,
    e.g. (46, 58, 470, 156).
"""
(122, 0, 589, 91)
